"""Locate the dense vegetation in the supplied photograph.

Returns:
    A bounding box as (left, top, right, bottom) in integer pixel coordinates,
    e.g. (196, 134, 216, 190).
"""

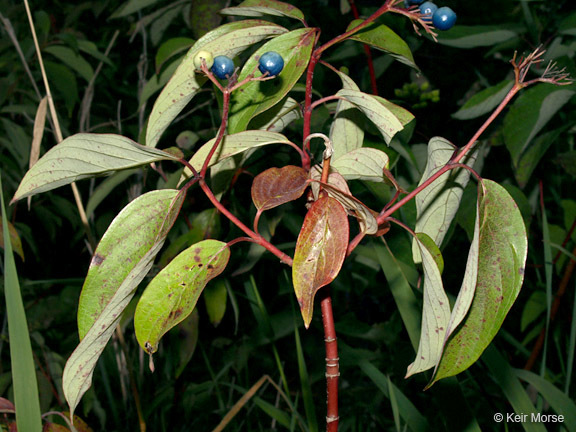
(1, 0, 575, 431)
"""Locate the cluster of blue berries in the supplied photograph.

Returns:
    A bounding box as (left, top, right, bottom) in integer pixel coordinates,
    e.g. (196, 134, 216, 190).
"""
(193, 50, 285, 80)
(404, 0, 457, 31)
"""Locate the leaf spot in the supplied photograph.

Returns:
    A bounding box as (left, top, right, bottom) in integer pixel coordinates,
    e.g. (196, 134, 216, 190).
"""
(91, 253, 105, 266)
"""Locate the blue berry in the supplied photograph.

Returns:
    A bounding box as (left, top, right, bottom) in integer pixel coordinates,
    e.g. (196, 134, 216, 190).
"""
(211, 55, 235, 79)
(258, 51, 284, 77)
(419, 2, 438, 22)
(432, 6, 457, 31)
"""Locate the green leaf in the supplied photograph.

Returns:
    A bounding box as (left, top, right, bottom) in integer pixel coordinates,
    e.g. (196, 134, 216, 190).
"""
(111, 0, 163, 18)
(64, 189, 185, 416)
(293, 196, 349, 328)
(175, 309, 200, 378)
(134, 239, 230, 353)
(43, 45, 94, 82)
(85, 169, 140, 218)
(453, 80, 514, 120)
(412, 137, 478, 264)
(1, 174, 42, 431)
(555, 150, 576, 177)
(227, 27, 316, 133)
(514, 128, 565, 188)
(220, 0, 306, 25)
(504, 84, 575, 164)
(146, 20, 288, 148)
(332, 147, 389, 182)
(251, 97, 303, 133)
(437, 25, 520, 48)
(335, 89, 406, 145)
(347, 19, 417, 70)
(189, 0, 227, 39)
(203, 279, 228, 326)
(155, 37, 195, 72)
(559, 12, 576, 36)
(252, 165, 308, 211)
(11, 133, 179, 202)
(430, 180, 527, 385)
(180, 131, 294, 181)
(405, 233, 450, 377)
(329, 69, 364, 160)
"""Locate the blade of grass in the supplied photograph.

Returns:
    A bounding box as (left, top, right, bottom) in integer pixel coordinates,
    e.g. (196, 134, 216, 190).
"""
(514, 369, 576, 431)
(245, 276, 290, 396)
(1, 172, 43, 432)
(371, 241, 421, 349)
(294, 326, 318, 432)
(386, 375, 401, 432)
(483, 346, 547, 432)
(356, 358, 429, 432)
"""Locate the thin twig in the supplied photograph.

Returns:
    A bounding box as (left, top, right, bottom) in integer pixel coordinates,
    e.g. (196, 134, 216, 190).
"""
(23, 0, 96, 250)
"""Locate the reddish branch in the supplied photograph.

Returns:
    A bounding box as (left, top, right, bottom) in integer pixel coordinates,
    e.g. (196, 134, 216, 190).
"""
(320, 291, 340, 432)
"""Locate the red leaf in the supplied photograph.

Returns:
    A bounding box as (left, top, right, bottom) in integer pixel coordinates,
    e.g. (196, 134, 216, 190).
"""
(293, 196, 349, 328)
(251, 165, 309, 211)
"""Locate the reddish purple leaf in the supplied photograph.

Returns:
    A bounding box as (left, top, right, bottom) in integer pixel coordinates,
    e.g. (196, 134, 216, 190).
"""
(251, 165, 309, 211)
(293, 196, 349, 328)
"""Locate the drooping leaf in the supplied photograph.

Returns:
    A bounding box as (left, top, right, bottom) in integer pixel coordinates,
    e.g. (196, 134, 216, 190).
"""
(251, 165, 308, 211)
(314, 181, 379, 235)
(293, 196, 349, 328)
(180, 131, 294, 181)
(1, 175, 42, 432)
(346, 19, 417, 70)
(332, 147, 389, 182)
(309, 165, 351, 201)
(412, 137, 478, 264)
(227, 27, 316, 133)
(405, 233, 450, 378)
(430, 180, 527, 385)
(504, 84, 575, 164)
(437, 25, 520, 48)
(335, 89, 406, 144)
(329, 69, 364, 160)
(146, 20, 287, 148)
(134, 239, 230, 353)
(64, 189, 185, 416)
(220, 0, 306, 25)
(453, 80, 514, 120)
(11, 133, 179, 202)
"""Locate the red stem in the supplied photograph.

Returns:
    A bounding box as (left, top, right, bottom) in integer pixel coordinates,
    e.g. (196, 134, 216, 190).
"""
(320, 291, 339, 432)
(199, 179, 292, 266)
